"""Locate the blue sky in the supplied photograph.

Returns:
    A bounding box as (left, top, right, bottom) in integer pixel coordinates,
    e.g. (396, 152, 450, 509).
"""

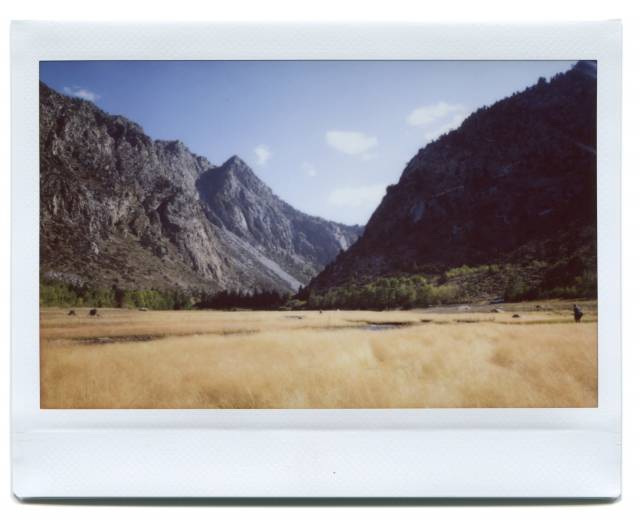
(40, 60, 576, 225)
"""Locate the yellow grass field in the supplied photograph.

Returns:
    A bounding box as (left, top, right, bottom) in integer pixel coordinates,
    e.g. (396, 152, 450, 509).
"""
(40, 301, 597, 409)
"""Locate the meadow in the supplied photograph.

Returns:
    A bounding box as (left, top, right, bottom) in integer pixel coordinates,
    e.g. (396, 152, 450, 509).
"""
(40, 301, 597, 409)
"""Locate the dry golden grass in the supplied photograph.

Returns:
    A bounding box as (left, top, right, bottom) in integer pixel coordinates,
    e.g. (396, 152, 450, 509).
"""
(40, 302, 597, 408)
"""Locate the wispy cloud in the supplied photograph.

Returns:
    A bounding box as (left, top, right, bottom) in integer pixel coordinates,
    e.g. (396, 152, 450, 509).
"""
(254, 144, 272, 166)
(423, 113, 468, 142)
(63, 86, 100, 102)
(406, 102, 464, 127)
(301, 162, 317, 178)
(328, 183, 386, 209)
(325, 130, 378, 156)
(407, 102, 468, 142)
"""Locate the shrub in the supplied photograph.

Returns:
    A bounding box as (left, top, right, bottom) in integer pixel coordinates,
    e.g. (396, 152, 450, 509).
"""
(504, 275, 535, 302)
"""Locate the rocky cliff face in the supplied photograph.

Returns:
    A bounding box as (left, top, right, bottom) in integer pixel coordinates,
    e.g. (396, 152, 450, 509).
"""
(39, 82, 361, 293)
(197, 156, 361, 286)
(308, 61, 597, 296)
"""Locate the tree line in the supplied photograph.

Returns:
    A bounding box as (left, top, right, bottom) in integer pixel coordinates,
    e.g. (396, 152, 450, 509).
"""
(40, 280, 193, 310)
(194, 289, 290, 310)
(305, 275, 461, 310)
(40, 255, 596, 311)
(39, 279, 290, 310)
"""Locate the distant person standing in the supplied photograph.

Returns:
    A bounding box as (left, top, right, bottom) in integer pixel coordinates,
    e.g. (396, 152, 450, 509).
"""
(573, 304, 584, 323)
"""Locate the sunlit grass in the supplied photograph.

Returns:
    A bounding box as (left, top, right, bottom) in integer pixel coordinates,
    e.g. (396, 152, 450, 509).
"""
(40, 302, 597, 409)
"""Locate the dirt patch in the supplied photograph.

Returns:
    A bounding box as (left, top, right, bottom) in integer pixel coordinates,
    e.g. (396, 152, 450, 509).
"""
(363, 323, 407, 331)
(74, 334, 165, 345)
(354, 320, 416, 327)
(215, 329, 260, 336)
(73, 329, 260, 345)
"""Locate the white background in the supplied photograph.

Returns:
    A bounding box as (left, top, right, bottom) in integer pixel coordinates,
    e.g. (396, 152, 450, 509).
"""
(1, 0, 639, 522)
(10, 21, 621, 500)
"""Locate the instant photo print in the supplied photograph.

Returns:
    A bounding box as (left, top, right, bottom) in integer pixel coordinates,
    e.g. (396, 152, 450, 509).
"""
(11, 21, 621, 499)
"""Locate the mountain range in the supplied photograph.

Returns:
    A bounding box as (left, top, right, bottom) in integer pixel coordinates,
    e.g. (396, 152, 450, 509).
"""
(39, 82, 361, 294)
(40, 60, 597, 304)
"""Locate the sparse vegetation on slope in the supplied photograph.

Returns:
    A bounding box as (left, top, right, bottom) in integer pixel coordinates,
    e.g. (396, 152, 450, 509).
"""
(304, 254, 596, 310)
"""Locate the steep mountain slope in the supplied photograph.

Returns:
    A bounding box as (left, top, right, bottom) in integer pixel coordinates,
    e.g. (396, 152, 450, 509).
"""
(39, 82, 360, 294)
(308, 61, 597, 300)
(197, 156, 361, 286)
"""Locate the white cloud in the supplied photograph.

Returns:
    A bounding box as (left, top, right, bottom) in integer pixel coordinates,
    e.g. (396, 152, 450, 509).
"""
(325, 130, 378, 156)
(406, 102, 468, 143)
(301, 162, 317, 178)
(63, 86, 100, 102)
(406, 102, 464, 127)
(328, 183, 386, 209)
(423, 112, 468, 142)
(254, 144, 272, 166)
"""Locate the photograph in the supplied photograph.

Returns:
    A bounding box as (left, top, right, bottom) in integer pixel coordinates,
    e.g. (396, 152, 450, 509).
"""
(38, 59, 598, 409)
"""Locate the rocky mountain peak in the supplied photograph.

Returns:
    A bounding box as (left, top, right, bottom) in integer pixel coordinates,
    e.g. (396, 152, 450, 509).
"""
(214, 155, 271, 194)
(39, 82, 362, 294)
(196, 155, 363, 285)
(224, 154, 245, 166)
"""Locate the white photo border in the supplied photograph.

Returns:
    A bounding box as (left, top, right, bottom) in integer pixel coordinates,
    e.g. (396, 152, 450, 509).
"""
(11, 21, 622, 498)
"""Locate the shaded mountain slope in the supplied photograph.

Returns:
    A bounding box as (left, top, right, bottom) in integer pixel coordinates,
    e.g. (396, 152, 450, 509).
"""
(308, 61, 597, 301)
